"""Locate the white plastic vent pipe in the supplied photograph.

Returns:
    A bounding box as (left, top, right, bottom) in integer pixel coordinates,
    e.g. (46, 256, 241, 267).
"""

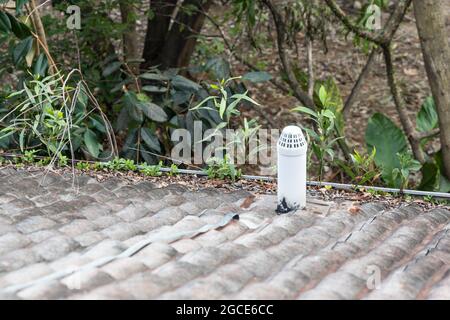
(277, 126, 308, 212)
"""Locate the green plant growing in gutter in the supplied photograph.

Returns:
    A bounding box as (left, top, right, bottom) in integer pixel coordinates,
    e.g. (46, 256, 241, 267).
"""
(58, 155, 68, 167)
(23, 150, 38, 164)
(392, 152, 422, 191)
(205, 155, 242, 181)
(102, 157, 137, 171)
(139, 161, 163, 177)
(76, 161, 90, 170)
(168, 163, 179, 176)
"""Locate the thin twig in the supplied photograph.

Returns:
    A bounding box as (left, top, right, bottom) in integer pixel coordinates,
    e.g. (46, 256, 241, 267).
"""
(343, 48, 380, 117)
(382, 45, 425, 163)
(201, 9, 290, 94)
(415, 128, 440, 140)
(25, 0, 51, 23)
(306, 35, 314, 99)
(262, 0, 352, 160)
(27, 0, 55, 74)
(324, 0, 383, 45)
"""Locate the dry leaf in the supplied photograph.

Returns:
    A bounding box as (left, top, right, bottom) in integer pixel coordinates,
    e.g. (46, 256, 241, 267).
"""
(240, 195, 256, 209)
(348, 205, 361, 215)
(404, 68, 418, 76)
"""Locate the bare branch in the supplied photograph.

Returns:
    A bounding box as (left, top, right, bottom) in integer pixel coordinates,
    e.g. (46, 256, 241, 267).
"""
(326, 0, 424, 164)
(201, 9, 290, 93)
(343, 48, 380, 117)
(415, 128, 440, 140)
(262, 0, 315, 109)
(323, 0, 383, 45)
(262, 0, 353, 160)
(306, 36, 314, 99)
(324, 0, 413, 46)
(380, 0, 413, 43)
(119, 0, 140, 91)
(382, 45, 425, 163)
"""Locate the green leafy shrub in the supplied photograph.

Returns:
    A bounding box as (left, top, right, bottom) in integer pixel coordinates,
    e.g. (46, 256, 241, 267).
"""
(365, 112, 408, 186)
(205, 155, 242, 181)
(58, 155, 69, 167)
(414, 98, 449, 192)
(37, 157, 51, 166)
(115, 68, 259, 164)
(76, 161, 91, 171)
(102, 157, 137, 171)
(293, 86, 342, 181)
(139, 161, 163, 177)
(192, 77, 260, 125)
(1, 1, 263, 170)
(23, 150, 38, 164)
(168, 163, 179, 176)
(0, 73, 112, 162)
(191, 76, 262, 168)
(365, 97, 446, 191)
(416, 97, 439, 134)
(337, 148, 381, 186)
(392, 152, 422, 191)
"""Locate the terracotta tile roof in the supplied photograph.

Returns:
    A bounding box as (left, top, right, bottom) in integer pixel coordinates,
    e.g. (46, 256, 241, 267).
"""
(0, 167, 449, 299)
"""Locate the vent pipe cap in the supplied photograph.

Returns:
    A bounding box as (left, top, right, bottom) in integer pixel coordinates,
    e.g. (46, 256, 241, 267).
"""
(278, 125, 307, 156)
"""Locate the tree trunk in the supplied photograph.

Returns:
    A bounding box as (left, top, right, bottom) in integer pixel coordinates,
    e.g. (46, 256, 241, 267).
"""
(159, 0, 212, 70)
(141, 0, 177, 70)
(413, 0, 450, 179)
(142, 0, 212, 70)
(119, 0, 139, 77)
(119, 0, 140, 91)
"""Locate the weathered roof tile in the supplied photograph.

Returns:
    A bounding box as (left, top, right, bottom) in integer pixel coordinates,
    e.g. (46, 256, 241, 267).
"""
(1, 167, 449, 299)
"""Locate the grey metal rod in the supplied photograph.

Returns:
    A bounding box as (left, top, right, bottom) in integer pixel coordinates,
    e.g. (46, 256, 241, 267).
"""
(306, 181, 450, 199)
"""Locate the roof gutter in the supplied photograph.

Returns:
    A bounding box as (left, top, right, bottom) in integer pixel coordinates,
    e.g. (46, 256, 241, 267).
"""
(162, 168, 450, 200)
(1, 152, 449, 200)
